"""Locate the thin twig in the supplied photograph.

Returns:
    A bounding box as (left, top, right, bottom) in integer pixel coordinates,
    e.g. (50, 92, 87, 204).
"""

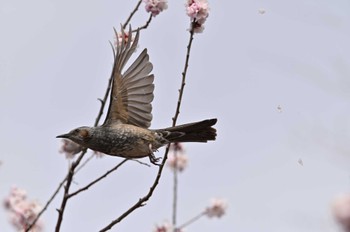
(67, 159, 128, 199)
(171, 21, 196, 232)
(176, 211, 206, 230)
(131, 159, 151, 167)
(123, 0, 143, 29)
(172, 21, 195, 127)
(75, 153, 94, 174)
(24, 175, 68, 231)
(55, 149, 87, 232)
(99, 149, 169, 232)
(133, 14, 153, 32)
(99, 23, 197, 232)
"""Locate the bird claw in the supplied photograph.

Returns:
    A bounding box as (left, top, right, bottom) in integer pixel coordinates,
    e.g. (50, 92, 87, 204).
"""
(149, 153, 162, 166)
(148, 143, 161, 165)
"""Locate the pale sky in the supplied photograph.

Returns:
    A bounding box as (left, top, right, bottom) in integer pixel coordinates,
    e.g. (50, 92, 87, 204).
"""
(1, 0, 350, 231)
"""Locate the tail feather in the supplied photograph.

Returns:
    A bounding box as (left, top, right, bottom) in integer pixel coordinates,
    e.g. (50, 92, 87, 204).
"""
(157, 118, 217, 143)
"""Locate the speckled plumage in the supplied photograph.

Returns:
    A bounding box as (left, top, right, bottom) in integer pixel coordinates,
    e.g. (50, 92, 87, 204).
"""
(57, 28, 217, 164)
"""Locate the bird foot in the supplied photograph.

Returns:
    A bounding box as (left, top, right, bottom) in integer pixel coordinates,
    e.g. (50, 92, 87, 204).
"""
(149, 153, 162, 166)
(149, 144, 161, 166)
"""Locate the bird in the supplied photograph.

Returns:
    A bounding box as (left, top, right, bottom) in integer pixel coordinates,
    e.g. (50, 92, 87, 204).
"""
(57, 27, 217, 165)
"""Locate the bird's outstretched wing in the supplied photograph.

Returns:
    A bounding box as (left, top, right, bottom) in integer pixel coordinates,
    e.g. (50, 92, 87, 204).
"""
(103, 27, 154, 128)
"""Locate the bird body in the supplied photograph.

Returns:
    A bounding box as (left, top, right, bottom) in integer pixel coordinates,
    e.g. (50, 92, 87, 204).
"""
(57, 28, 217, 164)
(58, 118, 217, 161)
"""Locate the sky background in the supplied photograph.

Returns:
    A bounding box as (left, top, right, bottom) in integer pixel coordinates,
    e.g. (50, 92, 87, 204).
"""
(1, 0, 350, 231)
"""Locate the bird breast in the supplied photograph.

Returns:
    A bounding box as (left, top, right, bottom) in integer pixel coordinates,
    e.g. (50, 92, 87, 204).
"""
(91, 124, 157, 158)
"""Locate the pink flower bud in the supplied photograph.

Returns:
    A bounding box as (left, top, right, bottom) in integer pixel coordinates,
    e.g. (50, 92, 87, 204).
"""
(205, 198, 228, 218)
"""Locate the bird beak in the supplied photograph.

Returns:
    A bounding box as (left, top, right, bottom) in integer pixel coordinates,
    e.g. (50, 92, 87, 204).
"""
(56, 133, 70, 139)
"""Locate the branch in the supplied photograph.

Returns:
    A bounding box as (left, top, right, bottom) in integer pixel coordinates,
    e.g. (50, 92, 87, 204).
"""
(123, 0, 143, 29)
(176, 211, 206, 230)
(133, 14, 153, 32)
(67, 159, 128, 199)
(24, 175, 68, 231)
(55, 149, 87, 232)
(75, 153, 95, 174)
(99, 150, 169, 232)
(99, 22, 197, 232)
(172, 21, 195, 127)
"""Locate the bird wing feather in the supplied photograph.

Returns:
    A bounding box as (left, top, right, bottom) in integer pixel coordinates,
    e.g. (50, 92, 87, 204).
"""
(103, 27, 154, 128)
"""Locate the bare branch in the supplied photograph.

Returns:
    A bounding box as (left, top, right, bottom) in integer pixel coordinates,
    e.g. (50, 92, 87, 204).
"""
(123, 0, 143, 29)
(55, 149, 87, 232)
(99, 150, 169, 232)
(24, 175, 68, 231)
(133, 14, 153, 32)
(67, 159, 128, 199)
(172, 21, 195, 127)
(177, 211, 206, 230)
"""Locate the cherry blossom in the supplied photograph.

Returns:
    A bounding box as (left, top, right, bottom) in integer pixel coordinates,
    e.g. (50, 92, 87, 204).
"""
(59, 139, 82, 159)
(153, 221, 184, 232)
(3, 187, 43, 231)
(153, 221, 173, 232)
(167, 143, 188, 172)
(143, 0, 168, 17)
(205, 198, 228, 218)
(185, 0, 210, 33)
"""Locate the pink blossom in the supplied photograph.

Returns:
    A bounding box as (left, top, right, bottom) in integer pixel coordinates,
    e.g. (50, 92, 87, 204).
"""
(186, 0, 209, 33)
(4, 187, 43, 231)
(167, 143, 188, 172)
(143, 0, 168, 17)
(114, 31, 134, 49)
(153, 221, 173, 232)
(153, 221, 184, 232)
(59, 139, 82, 159)
(332, 193, 350, 231)
(205, 198, 228, 218)
(3, 187, 27, 210)
(186, 0, 209, 20)
(170, 142, 184, 153)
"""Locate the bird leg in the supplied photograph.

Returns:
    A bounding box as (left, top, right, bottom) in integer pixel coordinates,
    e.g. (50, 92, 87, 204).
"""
(148, 144, 161, 166)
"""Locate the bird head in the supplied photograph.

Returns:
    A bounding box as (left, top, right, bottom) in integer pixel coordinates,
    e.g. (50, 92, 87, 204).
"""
(56, 126, 93, 145)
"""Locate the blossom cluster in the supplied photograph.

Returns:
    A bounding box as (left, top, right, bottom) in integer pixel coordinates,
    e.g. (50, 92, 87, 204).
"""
(153, 198, 227, 231)
(167, 143, 188, 172)
(59, 139, 82, 159)
(143, 0, 168, 17)
(3, 187, 43, 231)
(205, 198, 228, 218)
(185, 0, 210, 33)
(153, 221, 183, 232)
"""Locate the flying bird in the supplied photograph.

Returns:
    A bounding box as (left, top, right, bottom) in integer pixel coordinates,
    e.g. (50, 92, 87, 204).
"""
(57, 28, 217, 165)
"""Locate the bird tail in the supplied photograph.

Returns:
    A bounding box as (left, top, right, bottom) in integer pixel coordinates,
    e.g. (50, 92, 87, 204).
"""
(157, 118, 217, 143)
